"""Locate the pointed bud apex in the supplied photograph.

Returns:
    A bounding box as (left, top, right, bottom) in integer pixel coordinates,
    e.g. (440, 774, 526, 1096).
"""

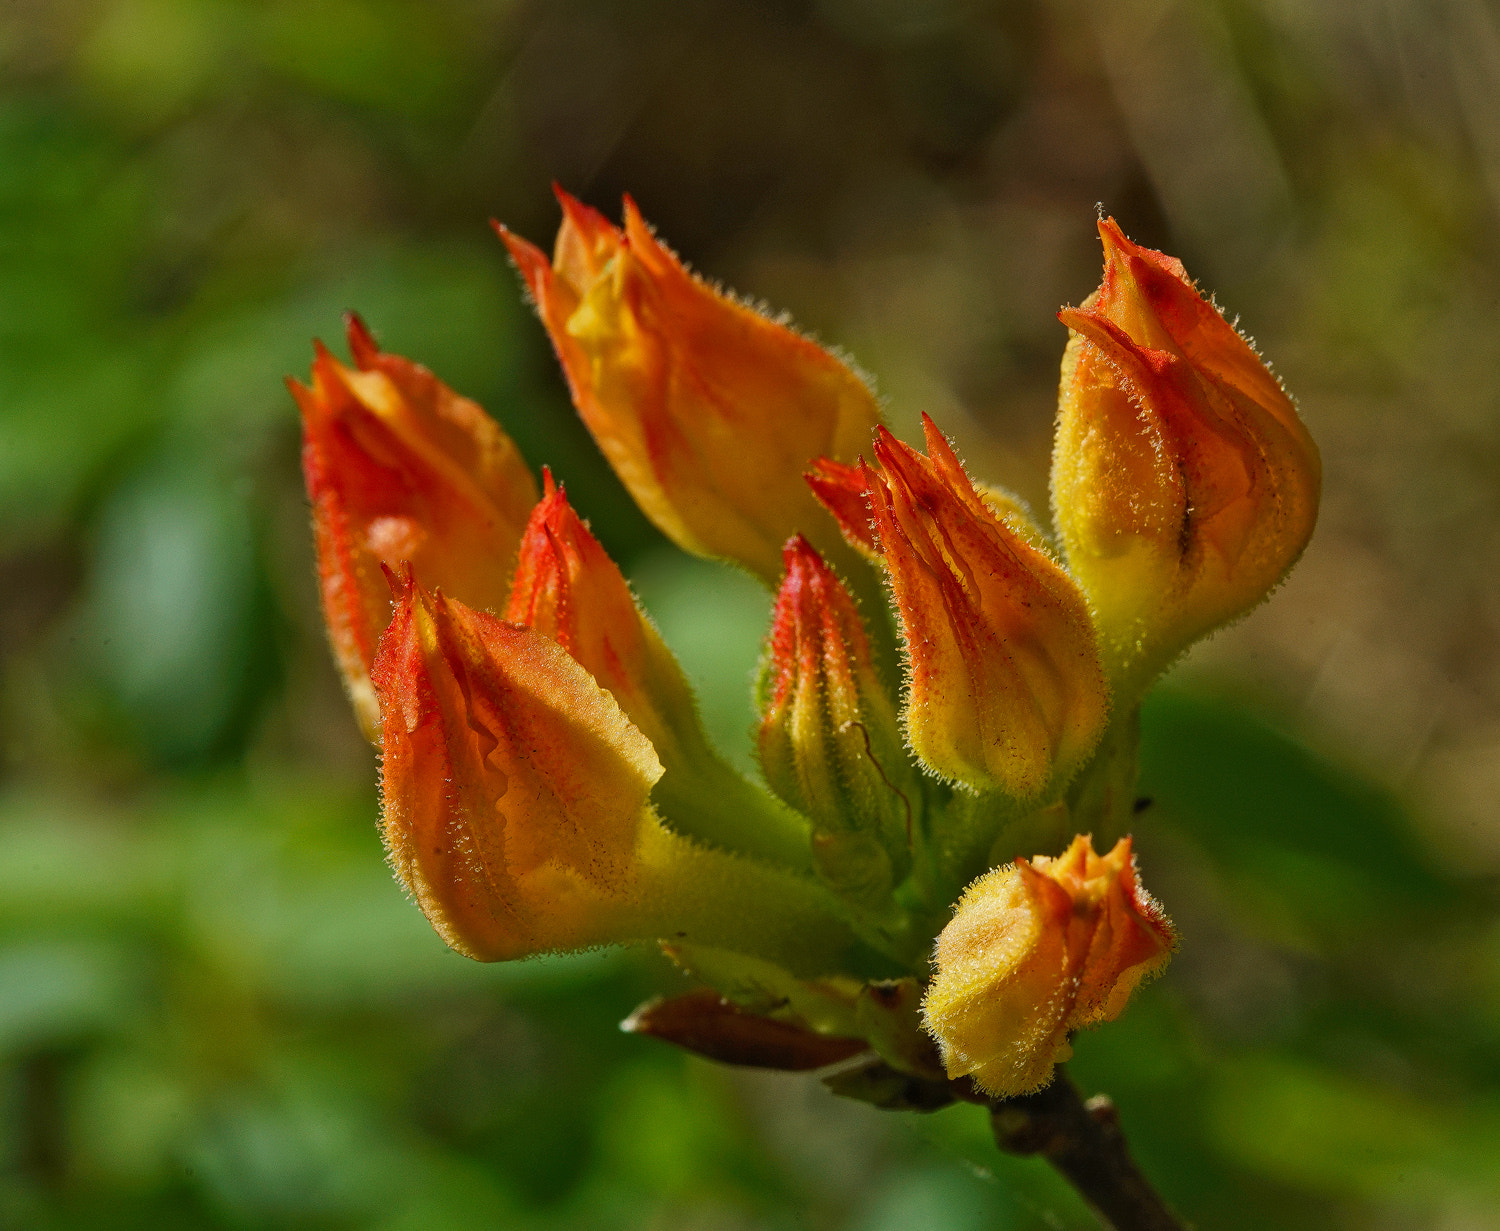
(758, 537, 910, 899)
(372, 568, 661, 960)
(1053, 219, 1320, 682)
(497, 191, 883, 583)
(504, 472, 686, 748)
(922, 834, 1174, 1097)
(292, 316, 538, 737)
(819, 416, 1108, 799)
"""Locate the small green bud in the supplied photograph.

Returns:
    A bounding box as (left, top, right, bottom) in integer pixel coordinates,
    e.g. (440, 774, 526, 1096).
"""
(758, 536, 912, 904)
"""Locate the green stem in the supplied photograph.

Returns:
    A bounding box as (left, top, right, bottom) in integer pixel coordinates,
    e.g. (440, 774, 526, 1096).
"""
(656, 756, 815, 873)
(1066, 706, 1142, 845)
(623, 817, 876, 978)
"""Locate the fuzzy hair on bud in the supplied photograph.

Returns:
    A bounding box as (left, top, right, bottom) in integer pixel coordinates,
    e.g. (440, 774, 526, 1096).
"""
(922, 834, 1175, 1096)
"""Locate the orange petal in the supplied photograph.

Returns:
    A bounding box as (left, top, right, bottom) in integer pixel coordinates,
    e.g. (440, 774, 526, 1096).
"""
(504, 471, 687, 753)
(293, 315, 537, 737)
(372, 567, 661, 961)
(499, 195, 883, 582)
(553, 185, 622, 289)
(922, 834, 1175, 1096)
(805, 457, 877, 557)
(860, 416, 1108, 798)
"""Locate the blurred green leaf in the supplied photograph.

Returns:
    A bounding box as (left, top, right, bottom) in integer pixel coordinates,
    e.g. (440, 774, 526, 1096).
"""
(1211, 1055, 1500, 1204)
(630, 552, 772, 775)
(1139, 690, 1461, 948)
(258, 0, 472, 119)
(0, 942, 139, 1053)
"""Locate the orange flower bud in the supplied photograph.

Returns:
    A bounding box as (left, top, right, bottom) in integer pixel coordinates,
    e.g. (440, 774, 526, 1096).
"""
(758, 536, 911, 901)
(816, 416, 1108, 799)
(497, 190, 882, 583)
(504, 469, 687, 745)
(1053, 219, 1321, 682)
(374, 567, 662, 960)
(373, 568, 860, 970)
(504, 475, 811, 868)
(922, 834, 1174, 1097)
(291, 315, 537, 737)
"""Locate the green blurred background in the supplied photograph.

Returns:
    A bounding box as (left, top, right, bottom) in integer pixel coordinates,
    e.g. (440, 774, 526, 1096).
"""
(3, 1, 1500, 1227)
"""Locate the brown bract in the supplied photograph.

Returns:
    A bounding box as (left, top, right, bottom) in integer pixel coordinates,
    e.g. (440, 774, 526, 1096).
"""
(372, 567, 662, 961)
(1053, 218, 1321, 680)
(291, 315, 537, 737)
(922, 834, 1175, 1097)
(497, 189, 882, 583)
(816, 416, 1108, 799)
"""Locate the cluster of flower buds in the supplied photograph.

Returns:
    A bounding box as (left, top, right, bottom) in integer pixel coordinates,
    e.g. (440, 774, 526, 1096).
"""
(294, 193, 1318, 1098)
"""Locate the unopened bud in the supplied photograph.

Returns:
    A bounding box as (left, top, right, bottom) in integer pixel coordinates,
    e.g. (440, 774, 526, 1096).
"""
(291, 315, 536, 736)
(373, 567, 660, 960)
(922, 834, 1174, 1096)
(498, 190, 881, 583)
(1052, 219, 1320, 683)
(758, 536, 911, 901)
(815, 416, 1109, 800)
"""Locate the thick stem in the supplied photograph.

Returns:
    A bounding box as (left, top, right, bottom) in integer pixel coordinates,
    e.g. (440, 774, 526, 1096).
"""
(657, 755, 815, 873)
(1065, 707, 1142, 847)
(990, 1070, 1186, 1231)
(625, 816, 875, 977)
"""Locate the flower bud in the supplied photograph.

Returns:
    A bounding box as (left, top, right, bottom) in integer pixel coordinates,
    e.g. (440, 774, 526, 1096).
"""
(497, 190, 882, 583)
(922, 834, 1174, 1097)
(504, 470, 690, 751)
(292, 315, 537, 737)
(758, 536, 911, 901)
(1053, 219, 1321, 682)
(504, 475, 811, 867)
(815, 416, 1108, 799)
(374, 568, 858, 970)
(372, 567, 661, 961)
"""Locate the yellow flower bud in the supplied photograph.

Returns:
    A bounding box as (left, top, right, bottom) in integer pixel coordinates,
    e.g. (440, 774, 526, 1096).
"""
(922, 834, 1175, 1097)
(1052, 219, 1320, 683)
(814, 415, 1109, 799)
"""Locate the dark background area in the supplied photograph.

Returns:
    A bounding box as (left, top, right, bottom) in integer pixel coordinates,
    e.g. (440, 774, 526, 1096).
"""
(3, 1, 1500, 1227)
